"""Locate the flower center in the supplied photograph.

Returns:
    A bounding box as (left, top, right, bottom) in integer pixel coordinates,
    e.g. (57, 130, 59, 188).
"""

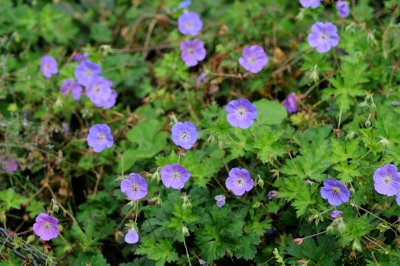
(171, 171, 181, 180)
(131, 183, 140, 193)
(235, 177, 245, 187)
(44, 222, 51, 230)
(330, 186, 341, 196)
(93, 85, 100, 93)
(186, 22, 193, 29)
(188, 48, 194, 55)
(180, 131, 190, 142)
(43, 64, 49, 71)
(236, 107, 248, 118)
(85, 69, 93, 77)
(383, 176, 392, 185)
(4, 161, 11, 169)
(97, 134, 106, 142)
(320, 33, 329, 41)
(248, 56, 255, 64)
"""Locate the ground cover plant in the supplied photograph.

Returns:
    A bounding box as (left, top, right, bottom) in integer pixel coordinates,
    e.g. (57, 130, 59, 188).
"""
(1, 0, 400, 265)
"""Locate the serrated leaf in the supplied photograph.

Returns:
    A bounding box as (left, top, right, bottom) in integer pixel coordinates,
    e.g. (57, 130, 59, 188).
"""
(253, 99, 287, 126)
(0, 188, 27, 210)
(137, 237, 179, 266)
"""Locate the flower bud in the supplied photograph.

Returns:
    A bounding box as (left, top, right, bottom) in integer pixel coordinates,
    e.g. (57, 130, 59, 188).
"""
(27, 235, 35, 244)
(293, 238, 304, 245)
(257, 176, 264, 188)
(310, 65, 319, 82)
(182, 226, 190, 236)
(52, 203, 59, 213)
(378, 138, 390, 147)
(338, 222, 347, 233)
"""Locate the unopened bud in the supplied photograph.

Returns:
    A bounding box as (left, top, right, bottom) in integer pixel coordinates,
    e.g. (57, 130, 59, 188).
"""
(257, 176, 264, 188)
(293, 238, 304, 245)
(52, 203, 59, 213)
(27, 235, 35, 244)
(182, 226, 189, 236)
(338, 222, 347, 233)
(310, 65, 319, 82)
(378, 138, 390, 147)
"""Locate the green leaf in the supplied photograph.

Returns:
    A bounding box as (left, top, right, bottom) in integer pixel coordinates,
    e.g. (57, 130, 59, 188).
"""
(234, 233, 260, 260)
(287, 235, 342, 266)
(136, 237, 179, 266)
(26, 200, 45, 218)
(119, 119, 167, 172)
(90, 23, 112, 43)
(253, 99, 287, 126)
(195, 208, 246, 263)
(278, 178, 316, 217)
(0, 188, 27, 211)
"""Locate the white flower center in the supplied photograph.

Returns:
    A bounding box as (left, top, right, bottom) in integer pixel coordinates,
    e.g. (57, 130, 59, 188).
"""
(186, 22, 193, 29)
(330, 186, 341, 196)
(179, 131, 190, 142)
(248, 56, 255, 64)
(131, 183, 140, 193)
(44, 222, 52, 230)
(97, 134, 106, 142)
(85, 69, 93, 77)
(93, 85, 100, 93)
(235, 107, 248, 119)
(235, 177, 245, 187)
(171, 171, 181, 180)
(383, 176, 392, 185)
(320, 33, 329, 41)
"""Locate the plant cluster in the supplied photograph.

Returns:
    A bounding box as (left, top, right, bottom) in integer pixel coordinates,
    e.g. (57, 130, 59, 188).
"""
(1, 0, 400, 265)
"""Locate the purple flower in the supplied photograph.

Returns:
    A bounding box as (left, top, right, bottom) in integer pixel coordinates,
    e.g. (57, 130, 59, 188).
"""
(125, 228, 139, 244)
(299, 0, 321, 9)
(180, 39, 206, 67)
(238, 45, 268, 74)
(72, 53, 88, 62)
(214, 195, 226, 207)
(33, 213, 59, 241)
(225, 168, 254, 196)
(267, 227, 277, 235)
(178, 12, 203, 36)
(396, 192, 400, 206)
(86, 76, 117, 109)
(267, 190, 278, 200)
(178, 0, 191, 9)
(120, 173, 148, 201)
(196, 73, 207, 85)
(87, 124, 114, 153)
(336, 1, 350, 18)
(60, 79, 82, 101)
(62, 122, 70, 134)
(373, 164, 400, 196)
(171, 122, 198, 149)
(283, 93, 298, 114)
(330, 210, 343, 219)
(74, 60, 102, 86)
(225, 98, 257, 129)
(198, 259, 208, 266)
(40, 55, 58, 79)
(308, 22, 339, 54)
(320, 178, 350, 206)
(2, 157, 18, 173)
(160, 163, 190, 189)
